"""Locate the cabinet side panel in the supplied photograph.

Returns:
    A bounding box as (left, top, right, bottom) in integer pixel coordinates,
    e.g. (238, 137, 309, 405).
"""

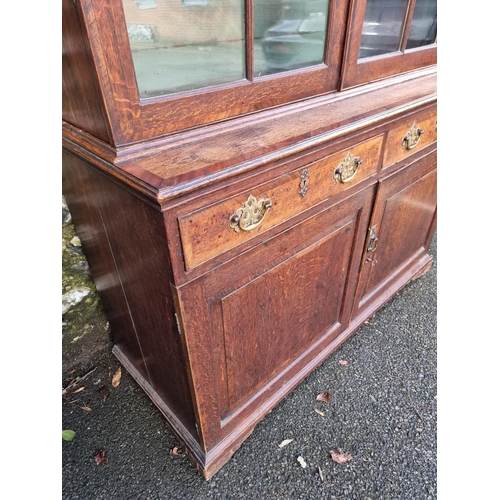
(62, 151, 197, 437)
(62, 150, 143, 368)
(62, 0, 112, 144)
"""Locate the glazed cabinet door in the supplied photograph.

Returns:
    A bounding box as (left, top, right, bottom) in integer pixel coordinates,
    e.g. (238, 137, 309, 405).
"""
(342, 0, 437, 89)
(351, 149, 436, 320)
(175, 184, 376, 452)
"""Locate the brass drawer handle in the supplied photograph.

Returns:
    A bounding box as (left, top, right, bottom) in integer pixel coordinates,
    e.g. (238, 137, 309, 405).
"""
(229, 194, 272, 233)
(333, 152, 362, 184)
(402, 123, 424, 150)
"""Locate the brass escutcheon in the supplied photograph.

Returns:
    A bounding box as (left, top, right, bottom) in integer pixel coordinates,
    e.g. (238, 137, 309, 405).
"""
(366, 225, 378, 253)
(299, 168, 309, 197)
(333, 152, 362, 184)
(229, 194, 272, 233)
(402, 123, 424, 150)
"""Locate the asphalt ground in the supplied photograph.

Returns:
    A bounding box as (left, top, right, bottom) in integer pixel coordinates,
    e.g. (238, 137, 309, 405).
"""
(62, 237, 437, 499)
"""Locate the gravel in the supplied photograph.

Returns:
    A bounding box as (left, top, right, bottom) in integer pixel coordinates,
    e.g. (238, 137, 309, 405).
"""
(62, 237, 437, 499)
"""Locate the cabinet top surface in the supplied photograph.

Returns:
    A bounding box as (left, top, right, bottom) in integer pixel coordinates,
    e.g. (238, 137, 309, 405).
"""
(63, 68, 436, 203)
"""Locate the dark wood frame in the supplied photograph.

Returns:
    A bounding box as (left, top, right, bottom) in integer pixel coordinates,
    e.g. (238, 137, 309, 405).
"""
(340, 0, 437, 89)
(66, 0, 351, 146)
(63, 0, 437, 146)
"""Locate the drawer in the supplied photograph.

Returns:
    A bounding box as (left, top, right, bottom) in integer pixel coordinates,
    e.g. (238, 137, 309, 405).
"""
(178, 134, 383, 270)
(382, 108, 437, 168)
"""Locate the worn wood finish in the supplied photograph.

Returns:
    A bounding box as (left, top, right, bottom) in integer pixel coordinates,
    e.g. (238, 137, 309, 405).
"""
(219, 201, 366, 413)
(382, 108, 437, 167)
(67, 0, 351, 145)
(62, 0, 112, 144)
(174, 186, 375, 466)
(117, 75, 437, 192)
(62, 150, 139, 355)
(61, 71, 436, 205)
(399, 0, 418, 51)
(162, 104, 435, 288)
(62, 0, 435, 145)
(244, 0, 254, 81)
(179, 134, 383, 270)
(352, 149, 437, 319)
(62, 104, 437, 479)
(341, 0, 437, 90)
(343, 46, 437, 90)
(62, 153, 198, 438)
(62, 0, 437, 480)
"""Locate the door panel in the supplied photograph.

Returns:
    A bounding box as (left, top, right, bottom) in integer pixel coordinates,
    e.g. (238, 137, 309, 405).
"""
(352, 149, 436, 317)
(177, 184, 376, 446)
(221, 218, 353, 411)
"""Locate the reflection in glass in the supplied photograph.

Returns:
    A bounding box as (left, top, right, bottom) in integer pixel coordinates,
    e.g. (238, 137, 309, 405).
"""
(407, 0, 437, 49)
(358, 0, 408, 59)
(254, 0, 329, 77)
(122, 0, 245, 97)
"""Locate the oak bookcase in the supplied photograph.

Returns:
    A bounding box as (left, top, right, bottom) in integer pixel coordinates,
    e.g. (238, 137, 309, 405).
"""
(62, 0, 437, 478)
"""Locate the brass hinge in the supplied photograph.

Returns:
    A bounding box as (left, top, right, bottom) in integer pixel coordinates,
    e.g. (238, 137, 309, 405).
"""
(174, 313, 182, 336)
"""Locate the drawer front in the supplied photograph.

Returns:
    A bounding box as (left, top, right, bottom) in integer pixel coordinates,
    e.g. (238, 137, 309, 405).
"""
(382, 108, 437, 168)
(178, 134, 383, 270)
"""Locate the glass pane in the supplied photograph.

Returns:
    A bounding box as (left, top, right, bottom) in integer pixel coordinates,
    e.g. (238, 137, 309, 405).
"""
(254, 0, 329, 77)
(122, 0, 245, 97)
(407, 0, 437, 49)
(358, 0, 409, 59)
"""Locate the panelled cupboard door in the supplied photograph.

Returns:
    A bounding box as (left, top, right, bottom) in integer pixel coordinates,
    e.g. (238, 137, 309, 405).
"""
(351, 149, 437, 320)
(176, 185, 376, 450)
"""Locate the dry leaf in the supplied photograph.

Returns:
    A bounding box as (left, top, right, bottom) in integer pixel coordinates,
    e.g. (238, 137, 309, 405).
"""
(329, 448, 352, 463)
(112, 367, 122, 388)
(94, 449, 108, 465)
(278, 439, 294, 448)
(316, 391, 330, 403)
(81, 406, 92, 412)
(170, 447, 180, 455)
(71, 387, 85, 394)
(297, 456, 307, 468)
(99, 386, 110, 402)
(339, 360, 348, 366)
(314, 409, 325, 416)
